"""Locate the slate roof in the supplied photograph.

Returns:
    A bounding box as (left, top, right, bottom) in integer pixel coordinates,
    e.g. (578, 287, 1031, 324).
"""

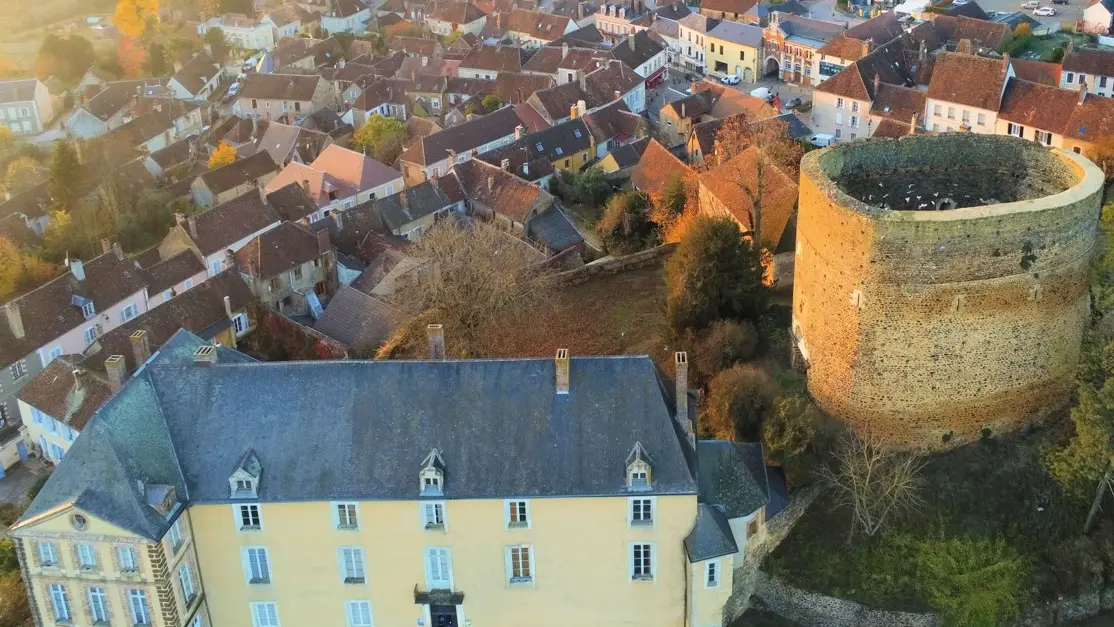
(549, 23, 606, 46)
(678, 11, 718, 33)
(705, 19, 763, 48)
(523, 117, 593, 161)
(684, 503, 738, 562)
(1062, 45, 1114, 77)
(844, 10, 904, 44)
(373, 180, 456, 230)
(695, 440, 768, 519)
(149, 136, 197, 169)
(16, 353, 697, 539)
(238, 73, 322, 101)
(400, 105, 523, 166)
(110, 100, 200, 146)
(666, 91, 714, 118)
(199, 151, 280, 195)
(390, 36, 443, 57)
(654, 1, 691, 21)
(0, 79, 38, 103)
(526, 204, 583, 251)
(477, 141, 555, 182)
(609, 30, 667, 69)
(931, 15, 1009, 50)
(325, 0, 368, 18)
(17, 356, 113, 432)
(926, 51, 1009, 110)
(144, 250, 204, 295)
(234, 221, 326, 278)
(187, 189, 282, 256)
(265, 182, 318, 222)
(84, 79, 170, 121)
(313, 285, 401, 349)
(582, 99, 642, 142)
(771, 13, 845, 47)
(0, 183, 52, 221)
(603, 135, 650, 169)
(460, 44, 528, 72)
(171, 52, 220, 95)
(0, 251, 150, 365)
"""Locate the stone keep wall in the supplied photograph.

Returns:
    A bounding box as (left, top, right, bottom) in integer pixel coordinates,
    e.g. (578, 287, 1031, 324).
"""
(793, 135, 1104, 449)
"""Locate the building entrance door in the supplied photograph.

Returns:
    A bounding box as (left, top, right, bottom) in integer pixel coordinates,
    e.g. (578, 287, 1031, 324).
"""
(430, 605, 458, 627)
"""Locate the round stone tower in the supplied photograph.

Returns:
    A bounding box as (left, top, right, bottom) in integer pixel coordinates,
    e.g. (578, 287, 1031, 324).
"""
(792, 134, 1104, 449)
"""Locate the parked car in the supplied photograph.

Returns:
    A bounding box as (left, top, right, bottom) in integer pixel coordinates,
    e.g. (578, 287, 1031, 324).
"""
(1022, 0, 1039, 8)
(1051, 0, 1067, 5)
(749, 87, 774, 102)
(721, 74, 740, 85)
(1033, 6, 1055, 15)
(809, 134, 835, 147)
(952, 0, 968, 5)
(784, 97, 802, 109)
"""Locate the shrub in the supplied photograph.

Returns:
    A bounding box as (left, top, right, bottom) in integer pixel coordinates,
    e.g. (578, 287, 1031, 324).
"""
(0, 504, 22, 528)
(1050, 46, 1065, 62)
(914, 535, 1029, 627)
(597, 190, 659, 255)
(703, 364, 778, 440)
(666, 216, 767, 334)
(689, 319, 758, 382)
(763, 391, 826, 486)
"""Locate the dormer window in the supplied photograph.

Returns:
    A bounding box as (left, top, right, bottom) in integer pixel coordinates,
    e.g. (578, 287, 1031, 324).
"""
(82, 302, 95, 319)
(419, 449, 445, 496)
(626, 442, 653, 491)
(229, 450, 262, 499)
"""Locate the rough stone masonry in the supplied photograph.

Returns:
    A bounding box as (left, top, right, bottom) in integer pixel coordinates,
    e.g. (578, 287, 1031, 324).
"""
(792, 134, 1105, 450)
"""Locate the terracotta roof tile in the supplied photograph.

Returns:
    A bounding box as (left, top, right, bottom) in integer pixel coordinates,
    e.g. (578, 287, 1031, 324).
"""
(630, 138, 694, 200)
(234, 221, 327, 278)
(698, 146, 798, 246)
(926, 52, 1008, 110)
(998, 77, 1079, 134)
(460, 43, 527, 72)
(1010, 58, 1062, 86)
(17, 356, 112, 431)
(1062, 45, 1114, 77)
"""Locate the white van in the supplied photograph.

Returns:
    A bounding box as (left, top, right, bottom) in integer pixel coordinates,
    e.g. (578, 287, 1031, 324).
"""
(809, 134, 836, 147)
(749, 87, 774, 102)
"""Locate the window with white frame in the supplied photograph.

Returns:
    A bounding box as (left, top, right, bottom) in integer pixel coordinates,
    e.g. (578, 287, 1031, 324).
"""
(836, 97, 844, 108)
(77, 543, 97, 569)
(119, 545, 138, 572)
(233, 313, 250, 337)
(422, 502, 445, 529)
(977, 112, 986, 126)
(191, 615, 203, 627)
(128, 589, 151, 625)
(1007, 122, 1024, 138)
(631, 543, 653, 580)
(340, 547, 366, 584)
(706, 559, 720, 587)
(851, 101, 859, 112)
(834, 112, 842, 125)
(168, 518, 184, 552)
(38, 541, 58, 566)
(506, 545, 533, 584)
(962, 109, 970, 123)
(1035, 130, 1053, 145)
(507, 500, 530, 528)
(251, 602, 280, 627)
(120, 303, 138, 323)
(346, 601, 372, 627)
(850, 116, 859, 128)
(179, 563, 196, 604)
(238, 504, 261, 530)
(424, 547, 452, 589)
(947, 106, 955, 119)
(9, 361, 26, 380)
(49, 584, 70, 621)
(933, 103, 942, 116)
(335, 502, 359, 529)
(88, 587, 109, 623)
(630, 498, 653, 526)
(244, 547, 271, 584)
(81, 302, 95, 319)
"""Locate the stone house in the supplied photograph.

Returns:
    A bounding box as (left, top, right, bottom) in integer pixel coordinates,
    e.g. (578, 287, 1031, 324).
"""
(109, 100, 204, 153)
(64, 79, 170, 139)
(160, 189, 282, 276)
(234, 74, 335, 122)
(397, 105, 524, 186)
(369, 178, 465, 239)
(320, 0, 372, 34)
(189, 151, 280, 208)
(264, 145, 404, 223)
(235, 222, 337, 316)
(427, 1, 488, 35)
(505, 8, 578, 47)
(458, 44, 528, 79)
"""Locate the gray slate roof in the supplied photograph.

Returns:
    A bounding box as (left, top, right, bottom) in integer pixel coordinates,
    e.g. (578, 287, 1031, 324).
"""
(19, 354, 696, 538)
(684, 503, 738, 562)
(0, 79, 38, 104)
(313, 285, 401, 349)
(527, 205, 583, 251)
(695, 440, 768, 519)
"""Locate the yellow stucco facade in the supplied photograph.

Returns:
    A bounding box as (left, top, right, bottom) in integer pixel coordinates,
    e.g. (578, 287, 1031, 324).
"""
(703, 36, 760, 83)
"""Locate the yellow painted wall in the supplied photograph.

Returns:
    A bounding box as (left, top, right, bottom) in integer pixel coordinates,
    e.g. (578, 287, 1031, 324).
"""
(703, 37, 760, 81)
(551, 147, 594, 172)
(191, 494, 698, 627)
(688, 557, 732, 627)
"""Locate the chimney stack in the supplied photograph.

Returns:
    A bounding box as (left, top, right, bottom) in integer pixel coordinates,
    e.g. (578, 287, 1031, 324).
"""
(562, 42, 569, 59)
(427, 324, 445, 360)
(555, 348, 569, 394)
(629, 33, 636, 50)
(113, 242, 124, 261)
(223, 295, 233, 321)
(105, 355, 126, 391)
(487, 175, 494, 190)
(187, 216, 198, 240)
(317, 228, 330, 253)
(515, 124, 526, 139)
(129, 330, 151, 366)
(70, 259, 86, 282)
(522, 162, 529, 176)
(100, 238, 111, 255)
(4, 303, 24, 340)
(251, 115, 259, 140)
(1079, 77, 1089, 104)
(193, 345, 218, 366)
(570, 103, 579, 119)
(675, 352, 694, 446)
(873, 72, 880, 96)
(501, 158, 511, 170)
(331, 211, 344, 231)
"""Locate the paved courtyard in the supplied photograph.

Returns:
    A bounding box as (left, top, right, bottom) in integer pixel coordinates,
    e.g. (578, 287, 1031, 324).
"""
(0, 465, 40, 505)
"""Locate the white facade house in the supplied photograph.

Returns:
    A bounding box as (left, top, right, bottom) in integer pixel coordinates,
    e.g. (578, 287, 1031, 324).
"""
(197, 14, 277, 51)
(321, 0, 372, 34)
(0, 79, 53, 136)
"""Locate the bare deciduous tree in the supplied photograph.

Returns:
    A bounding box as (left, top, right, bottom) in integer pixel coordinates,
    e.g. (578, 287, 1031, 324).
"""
(388, 219, 554, 355)
(821, 432, 926, 538)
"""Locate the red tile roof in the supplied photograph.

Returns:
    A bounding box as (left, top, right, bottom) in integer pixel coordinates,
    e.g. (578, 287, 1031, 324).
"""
(926, 52, 1009, 111)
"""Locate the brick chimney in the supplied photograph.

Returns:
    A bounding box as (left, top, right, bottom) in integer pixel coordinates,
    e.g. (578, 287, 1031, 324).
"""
(4, 303, 24, 340)
(105, 355, 126, 391)
(675, 352, 694, 447)
(113, 242, 124, 261)
(427, 324, 445, 359)
(1079, 77, 1088, 104)
(100, 238, 111, 255)
(317, 228, 331, 253)
(129, 330, 151, 365)
(186, 216, 198, 240)
(555, 348, 570, 394)
(873, 72, 880, 96)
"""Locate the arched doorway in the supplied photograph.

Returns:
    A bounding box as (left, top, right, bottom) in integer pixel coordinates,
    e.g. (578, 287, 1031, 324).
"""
(742, 67, 754, 82)
(764, 57, 780, 78)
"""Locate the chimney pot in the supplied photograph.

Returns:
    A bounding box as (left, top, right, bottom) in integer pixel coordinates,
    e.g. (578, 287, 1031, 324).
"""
(105, 354, 126, 391)
(427, 324, 445, 359)
(555, 348, 570, 394)
(100, 238, 111, 255)
(112, 242, 124, 261)
(4, 303, 24, 340)
(129, 330, 151, 366)
(193, 345, 219, 366)
(501, 158, 511, 170)
(223, 295, 233, 320)
(71, 259, 86, 282)
(187, 216, 198, 240)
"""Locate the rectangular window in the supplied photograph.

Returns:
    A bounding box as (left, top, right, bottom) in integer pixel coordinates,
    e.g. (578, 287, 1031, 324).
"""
(339, 547, 366, 584)
(630, 498, 654, 526)
(962, 110, 970, 123)
(346, 601, 372, 627)
(244, 547, 271, 584)
(851, 101, 859, 112)
(46, 345, 63, 364)
(1008, 123, 1025, 138)
(163, 289, 173, 302)
(128, 589, 150, 625)
(1066, 72, 1075, 84)
(835, 128, 842, 139)
(947, 106, 955, 119)
(39, 541, 58, 566)
(9, 361, 26, 380)
(168, 518, 184, 552)
(1102, 76, 1109, 88)
(336, 502, 359, 529)
(251, 602, 280, 627)
(184, 279, 193, 289)
(210, 259, 222, 275)
(425, 547, 452, 589)
(422, 502, 445, 529)
(631, 543, 653, 580)
(81, 302, 95, 319)
(977, 112, 986, 126)
(88, 587, 108, 623)
(118, 546, 138, 572)
(836, 97, 844, 109)
(507, 545, 533, 584)
(119, 303, 138, 322)
(1035, 130, 1053, 146)
(292, 266, 303, 281)
(933, 103, 942, 116)
(50, 584, 70, 621)
(705, 560, 719, 587)
(233, 312, 250, 337)
(850, 116, 859, 128)
(835, 112, 842, 125)
(77, 543, 97, 569)
(179, 563, 196, 604)
(239, 504, 261, 530)
(507, 500, 529, 528)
